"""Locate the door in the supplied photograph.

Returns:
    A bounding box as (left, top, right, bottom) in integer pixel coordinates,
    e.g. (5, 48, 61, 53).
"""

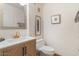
(0, 49, 4, 56)
(24, 39, 36, 56)
(3, 43, 24, 56)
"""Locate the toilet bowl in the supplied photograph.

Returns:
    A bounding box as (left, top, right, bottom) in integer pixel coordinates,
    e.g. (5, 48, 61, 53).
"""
(36, 39, 55, 56)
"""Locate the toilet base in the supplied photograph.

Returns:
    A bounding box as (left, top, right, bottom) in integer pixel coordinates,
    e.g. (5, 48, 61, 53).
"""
(39, 51, 55, 56)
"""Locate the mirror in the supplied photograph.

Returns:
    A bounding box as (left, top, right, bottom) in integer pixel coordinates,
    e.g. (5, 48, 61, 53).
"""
(0, 3, 26, 29)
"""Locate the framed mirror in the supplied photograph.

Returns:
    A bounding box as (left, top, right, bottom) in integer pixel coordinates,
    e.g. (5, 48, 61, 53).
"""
(0, 3, 26, 29)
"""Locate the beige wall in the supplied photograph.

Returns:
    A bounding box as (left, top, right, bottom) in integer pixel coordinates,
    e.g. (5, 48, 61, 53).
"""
(29, 3, 43, 39)
(43, 3, 79, 56)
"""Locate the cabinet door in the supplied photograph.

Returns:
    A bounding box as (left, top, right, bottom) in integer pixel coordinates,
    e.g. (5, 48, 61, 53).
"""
(0, 49, 4, 56)
(25, 39, 36, 56)
(3, 43, 24, 56)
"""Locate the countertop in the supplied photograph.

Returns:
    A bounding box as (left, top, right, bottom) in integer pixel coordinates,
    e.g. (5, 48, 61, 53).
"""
(0, 36, 36, 49)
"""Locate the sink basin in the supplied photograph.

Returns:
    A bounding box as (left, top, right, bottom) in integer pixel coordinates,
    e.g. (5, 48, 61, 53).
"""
(5, 39, 17, 43)
(0, 39, 5, 42)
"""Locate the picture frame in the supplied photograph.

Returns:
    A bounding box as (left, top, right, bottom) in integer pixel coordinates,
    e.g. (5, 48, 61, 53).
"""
(51, 15, 61, 24)
(75, 11, 79, 23)
(35, 15, 41, 36)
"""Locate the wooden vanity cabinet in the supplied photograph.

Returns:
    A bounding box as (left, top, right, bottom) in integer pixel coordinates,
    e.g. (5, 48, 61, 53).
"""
(0, 39, 36, 56)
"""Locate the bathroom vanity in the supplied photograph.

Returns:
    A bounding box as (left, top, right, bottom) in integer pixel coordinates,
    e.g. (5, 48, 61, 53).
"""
(0, 37, 36, 56)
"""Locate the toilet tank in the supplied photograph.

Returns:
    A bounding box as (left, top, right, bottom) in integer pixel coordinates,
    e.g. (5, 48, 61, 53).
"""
(36, 39, 45, 49)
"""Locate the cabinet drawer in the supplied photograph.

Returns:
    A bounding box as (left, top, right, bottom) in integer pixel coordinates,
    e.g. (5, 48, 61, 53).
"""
(25, 39, 36, 46)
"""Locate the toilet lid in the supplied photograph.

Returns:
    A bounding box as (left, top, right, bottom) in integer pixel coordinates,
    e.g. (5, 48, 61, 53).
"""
(39, 46, 54, 52)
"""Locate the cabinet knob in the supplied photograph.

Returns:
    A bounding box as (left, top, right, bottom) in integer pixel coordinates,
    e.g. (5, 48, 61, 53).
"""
(22, 47, 27, 56)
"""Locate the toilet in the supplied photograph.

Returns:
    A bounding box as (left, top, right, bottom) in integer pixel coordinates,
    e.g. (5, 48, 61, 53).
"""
(36, 39, 55, 56)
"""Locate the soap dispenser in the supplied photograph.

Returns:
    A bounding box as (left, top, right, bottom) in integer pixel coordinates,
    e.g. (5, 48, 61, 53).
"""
(14, 32, 21, 38)
(0, 35, 5, 41)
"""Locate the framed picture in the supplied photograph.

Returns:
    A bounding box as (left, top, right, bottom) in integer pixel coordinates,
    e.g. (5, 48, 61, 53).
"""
(51, 15, 61, 24)
(35, 15, 41, 36)
(75, 11, 79, 23)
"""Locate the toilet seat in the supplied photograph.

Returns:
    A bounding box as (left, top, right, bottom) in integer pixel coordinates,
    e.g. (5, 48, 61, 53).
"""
(39, 46, 55, 55)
